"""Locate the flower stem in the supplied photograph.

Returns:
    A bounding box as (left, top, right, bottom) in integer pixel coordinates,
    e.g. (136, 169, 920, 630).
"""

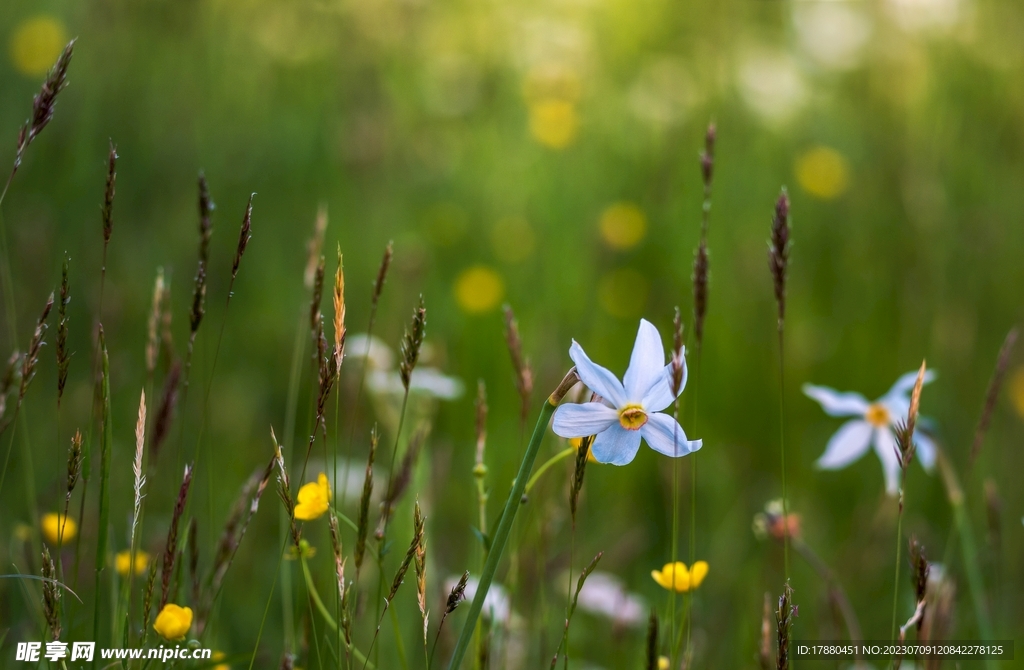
(523, 447, 574, 495)
(890, 483, 905, 643)
(447, 395, 559, 670)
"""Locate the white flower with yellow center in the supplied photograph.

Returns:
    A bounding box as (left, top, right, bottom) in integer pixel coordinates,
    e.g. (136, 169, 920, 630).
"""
(552, 319, 701, 465)
(804, 369, 937, 495)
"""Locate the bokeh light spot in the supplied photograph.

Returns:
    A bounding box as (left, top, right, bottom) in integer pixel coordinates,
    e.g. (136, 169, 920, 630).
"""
(491, 217, 536, 264)
(10, 16, 67, 77)
(455, 266, 505, 314)
(599, 203, 647, 250)
(795, 146, 850, 199)
(529, 99, 579, 149)
(598, 268, 649, 318)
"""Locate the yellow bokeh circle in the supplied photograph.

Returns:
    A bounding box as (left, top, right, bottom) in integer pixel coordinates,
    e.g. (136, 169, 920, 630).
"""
(10, 16, 67, 77)
(599, 203, 647, 250)
(529, 99, 579, 149)
(795, 146, 850, 200)
(455, 266, 505, 314)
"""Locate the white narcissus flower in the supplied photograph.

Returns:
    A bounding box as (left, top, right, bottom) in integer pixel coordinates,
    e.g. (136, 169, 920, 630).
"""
(804, 369, 937, 495)
(551, 319, 701, 465)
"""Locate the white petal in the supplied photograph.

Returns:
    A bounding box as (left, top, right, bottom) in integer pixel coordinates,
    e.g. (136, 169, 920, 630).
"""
(872, 427, 901, 496)
(641, 364, 679, 413)
(803, 384, 870, 417)
(551, 403, 619, 438)
(640, 412, 702, 458)
(569, 341, 626, 407)
(622, 319, 666, 401)
(914, 431, 936, 472)
(815, 420, 873, 469)
(884, 368, 937, 399)
(590, 424, 643, 466)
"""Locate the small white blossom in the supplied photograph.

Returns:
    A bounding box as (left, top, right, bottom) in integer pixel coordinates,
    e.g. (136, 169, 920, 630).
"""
(804, 369, 937, 495)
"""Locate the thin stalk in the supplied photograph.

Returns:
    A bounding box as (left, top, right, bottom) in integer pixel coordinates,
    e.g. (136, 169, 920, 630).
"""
(777, 328, 791, 579)
(890, 485, 905, 643)
(92, 330, 113, 666)
(447, 392, 561, 670)
(523, 447, 574, 495)
(299, 553, 378, 667)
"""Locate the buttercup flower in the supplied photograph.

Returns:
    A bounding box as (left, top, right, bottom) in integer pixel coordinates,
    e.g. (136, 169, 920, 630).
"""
(552, 319, 701, 465)
(658, 656, 670, 670)
(212, 651, 230, 670)
(41, 512, 76, 545)
(651, 561, 708, 593)
(804, 369, 937, 495)
(115, 550, 150, 577)
(293, 473, 330, 521)
(153, 603, 193, 640)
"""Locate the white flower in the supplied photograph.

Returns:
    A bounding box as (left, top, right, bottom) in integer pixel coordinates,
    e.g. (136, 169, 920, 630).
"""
(804, 369, 937, 495)
(552, 319, 701, 466)
(573, 571, 647, 628)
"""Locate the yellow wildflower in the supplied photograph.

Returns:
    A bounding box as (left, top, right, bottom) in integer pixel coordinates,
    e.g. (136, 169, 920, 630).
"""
(41, 512, 76, 545)
(528, 99, 579, 149)
(651, 561, 708, 593)
(658, 656, 670, 670)
(599, 203, 647, 250)
(795, 146, 849, 199)
(10, 16, 67, 77)
(294, 473, 330, 521)
(454, 266, 505, 314)
(115, 550, 150, 577)
(212, 651, 230, 670)
(153, 603, 193, 640)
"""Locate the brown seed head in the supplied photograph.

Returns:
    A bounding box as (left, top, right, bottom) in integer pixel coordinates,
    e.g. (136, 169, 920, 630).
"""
(14, 40, 74, 172)
(231, 193, 254, 280)
(372, 241, 394, 309)
(768, 189, 791, 329)
(101, 142, 117, 244)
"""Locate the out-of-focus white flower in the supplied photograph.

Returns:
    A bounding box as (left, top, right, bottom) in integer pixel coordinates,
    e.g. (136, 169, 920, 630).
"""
(346, 334, 395, 371)
(793, 4, 872, 71)
(736, 50, 808, 124)
(573, 571, 647, 628)
(447, 576, 511, 624)
(368, 368, 464, 400)
(804, 369, 937, 495)
(627, 58, 697, 127)
(887, 0, 966, 34)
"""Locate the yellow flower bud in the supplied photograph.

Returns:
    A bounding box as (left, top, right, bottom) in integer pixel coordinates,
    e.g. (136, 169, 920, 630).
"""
(153, 603, 193, 641)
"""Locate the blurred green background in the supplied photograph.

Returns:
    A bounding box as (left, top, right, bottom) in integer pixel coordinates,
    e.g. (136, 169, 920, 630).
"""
(1, 0, 1023, 667)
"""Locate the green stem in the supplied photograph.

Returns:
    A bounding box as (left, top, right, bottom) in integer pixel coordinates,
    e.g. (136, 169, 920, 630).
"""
(92, 331, 112, 667)
(523, 447, 574, 496)
(447, 397, 557, 670)
(890, 490, 904, 643)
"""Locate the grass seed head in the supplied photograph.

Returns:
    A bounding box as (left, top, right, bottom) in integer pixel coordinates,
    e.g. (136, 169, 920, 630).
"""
(231, 193, 254, 280)
(41, 546, 61, 640)
(101, 141, 117, 244)
(14, 40, 74, 173)
(400, 296, 427, 390)
(372, 241, 394, 308)
(768, 189, 791, 329)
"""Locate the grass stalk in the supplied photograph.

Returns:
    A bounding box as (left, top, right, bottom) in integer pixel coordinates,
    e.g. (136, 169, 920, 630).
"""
(447, 368, 576, 670)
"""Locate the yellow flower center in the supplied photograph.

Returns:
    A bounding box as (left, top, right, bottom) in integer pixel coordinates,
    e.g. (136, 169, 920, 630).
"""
(865, 403, 890, 428)
(618, 404, 647, 431)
